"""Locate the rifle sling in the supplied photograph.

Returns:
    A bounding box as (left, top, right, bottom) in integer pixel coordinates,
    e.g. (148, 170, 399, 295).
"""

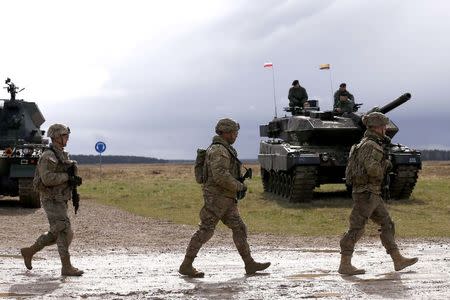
(211, 142, 242, 165)
(47, 146, 75, 180)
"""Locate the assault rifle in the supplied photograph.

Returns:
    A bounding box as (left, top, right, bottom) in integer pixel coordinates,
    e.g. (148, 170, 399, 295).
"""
(67, 163, 82, 214)
(236, 167, 252, 201)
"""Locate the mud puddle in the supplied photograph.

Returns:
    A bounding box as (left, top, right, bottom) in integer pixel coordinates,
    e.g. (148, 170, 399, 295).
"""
(0, 243, 449, 299)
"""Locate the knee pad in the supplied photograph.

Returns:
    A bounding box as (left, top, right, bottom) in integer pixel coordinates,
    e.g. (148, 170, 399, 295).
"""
(195, 227, 214, 243)
(381, 218, 395, 235)
(46, 231, 57, 242)
(36, 231, 57, 246)
(345, 227, 365, 242)
(50, 218, 69, 234)
(231, 220, 248, 238)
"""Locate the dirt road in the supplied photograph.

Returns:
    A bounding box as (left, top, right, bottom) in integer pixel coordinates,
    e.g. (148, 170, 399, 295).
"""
(1, 199, 449, 299)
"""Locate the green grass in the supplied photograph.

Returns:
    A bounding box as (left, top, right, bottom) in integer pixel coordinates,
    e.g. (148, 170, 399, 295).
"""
(79, 164, 450, 237)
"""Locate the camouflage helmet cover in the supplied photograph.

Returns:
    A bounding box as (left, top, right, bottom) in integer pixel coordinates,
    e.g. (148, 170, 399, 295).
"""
(362, 112, 389, 127)
(215, 118, 240, 134)
(47, 123, 70, 138)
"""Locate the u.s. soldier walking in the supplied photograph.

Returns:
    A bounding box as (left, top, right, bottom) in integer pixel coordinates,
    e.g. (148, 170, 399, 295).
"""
(20, 124, 84, 276)
(339, 112, 418, 275)
(179, 118, 270, 277)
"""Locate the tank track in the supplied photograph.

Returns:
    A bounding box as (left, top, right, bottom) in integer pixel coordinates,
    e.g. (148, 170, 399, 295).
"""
(18, 178, 41, 208)
(389, 165, 419, 200)
(261, 166, 317, 202)
(261, 167, 270, 192)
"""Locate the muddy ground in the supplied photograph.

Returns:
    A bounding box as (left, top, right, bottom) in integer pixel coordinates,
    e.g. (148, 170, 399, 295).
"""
(0, 199, 449, 299)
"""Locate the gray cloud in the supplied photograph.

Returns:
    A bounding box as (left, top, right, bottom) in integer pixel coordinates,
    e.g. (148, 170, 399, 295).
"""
(36, 0, 450, 159)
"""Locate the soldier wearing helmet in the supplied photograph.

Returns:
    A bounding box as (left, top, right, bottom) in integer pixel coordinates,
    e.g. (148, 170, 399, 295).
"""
(179, 118, 270, 277)
(20, 123, 84, 276)
(338, 112, 418, 275)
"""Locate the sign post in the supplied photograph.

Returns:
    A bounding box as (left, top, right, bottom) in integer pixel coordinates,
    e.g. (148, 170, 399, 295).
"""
(95, 141, 106, 181)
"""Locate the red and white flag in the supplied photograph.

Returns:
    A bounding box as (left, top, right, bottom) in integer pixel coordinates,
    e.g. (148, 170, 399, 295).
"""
(263, 62, 273, 68)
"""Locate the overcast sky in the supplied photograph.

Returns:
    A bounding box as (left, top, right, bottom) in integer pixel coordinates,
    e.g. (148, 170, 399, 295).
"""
(1, 0, 449, 159)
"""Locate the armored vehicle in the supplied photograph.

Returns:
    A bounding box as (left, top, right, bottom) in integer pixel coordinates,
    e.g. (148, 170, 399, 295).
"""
(0, 78, 47, 208)
(259, 93, 421, 202)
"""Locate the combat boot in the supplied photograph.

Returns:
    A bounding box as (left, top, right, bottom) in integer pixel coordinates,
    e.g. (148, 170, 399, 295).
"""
(20, 243, 42, 270)
(390, 249, 418, 271)
(179, 256, 205, 278)
(243, 256, 271, 275)
(338, 255, 365, 275)
(60, 255, 84, 276)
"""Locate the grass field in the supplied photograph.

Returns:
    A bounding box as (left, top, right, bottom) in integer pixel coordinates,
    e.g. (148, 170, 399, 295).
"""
(78, 162, 450, 237)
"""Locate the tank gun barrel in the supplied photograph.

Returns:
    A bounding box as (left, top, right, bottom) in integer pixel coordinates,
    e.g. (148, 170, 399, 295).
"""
(378, 93, 411, 114)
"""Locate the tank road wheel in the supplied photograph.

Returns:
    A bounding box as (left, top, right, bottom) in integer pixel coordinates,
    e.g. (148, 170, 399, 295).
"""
(389, 165, 419, 200)
(284, 174, 290, 198)
(284, 173, 292, 198)
(19, 179, 41, 208)
(276, 172, 283, 196)
(261, 168, 270, 192)
(288, 166, 318, 203)
(280, 173, 287, 198)
(268, 171, 274, 194)
(273, 173, 280, 196)
(278, 173, 284, 197)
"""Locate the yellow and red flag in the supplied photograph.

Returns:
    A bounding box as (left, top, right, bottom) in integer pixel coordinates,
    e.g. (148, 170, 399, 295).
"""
(319, 63, 330, 70)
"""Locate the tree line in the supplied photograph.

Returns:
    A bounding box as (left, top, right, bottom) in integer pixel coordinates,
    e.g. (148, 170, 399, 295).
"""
(72, 150, 450, 165)
(71, 155, 168, 164)
(420, 150, 450, 161)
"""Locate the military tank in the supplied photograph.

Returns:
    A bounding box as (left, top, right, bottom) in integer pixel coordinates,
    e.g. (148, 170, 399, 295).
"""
(259, 93, 421, 202)
(0, 78, 47, 208)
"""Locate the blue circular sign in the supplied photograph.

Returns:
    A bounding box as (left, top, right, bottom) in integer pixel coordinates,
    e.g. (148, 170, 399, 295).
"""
(95, 141, 106, 154)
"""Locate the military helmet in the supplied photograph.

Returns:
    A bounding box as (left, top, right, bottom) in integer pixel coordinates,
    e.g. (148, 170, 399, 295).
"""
(215, 118, 240, 134)
(47, 123, 70, 139)
(362, 112, 389, 127)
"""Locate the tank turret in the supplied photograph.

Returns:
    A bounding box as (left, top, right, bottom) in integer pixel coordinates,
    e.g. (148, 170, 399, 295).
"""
(258, 93, 421, 203)
(0, 78, 47, 208)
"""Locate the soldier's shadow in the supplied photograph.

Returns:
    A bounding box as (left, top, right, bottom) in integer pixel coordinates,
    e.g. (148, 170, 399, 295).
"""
(265, 191, 426, 210)
(8, 274, 62, 297)
(181, 273, 269, 300)
(266, 191, 353, 209)
(341, 271, 411, 298)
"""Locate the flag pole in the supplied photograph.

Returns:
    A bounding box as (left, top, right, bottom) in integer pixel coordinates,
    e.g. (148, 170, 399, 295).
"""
(328, 69, 334, 104)
(272, 66, 277, 118)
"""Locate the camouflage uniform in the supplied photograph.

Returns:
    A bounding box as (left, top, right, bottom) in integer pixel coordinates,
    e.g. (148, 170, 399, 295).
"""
(179, 118, 270, 277)
(35, 147, 74, 258)
(288, 85, 308, 108)
(340, 129, 397, 255)
(185, 135, 249, 259)
(338, 112, 418, 275)
(21, 124, 83, 276)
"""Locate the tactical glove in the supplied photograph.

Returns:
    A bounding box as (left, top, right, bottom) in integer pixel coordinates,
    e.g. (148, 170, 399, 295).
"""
(237, 185, 247, 200)
(68, 175, 82, 187)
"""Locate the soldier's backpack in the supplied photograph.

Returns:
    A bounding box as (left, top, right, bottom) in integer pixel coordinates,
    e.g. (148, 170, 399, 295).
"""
(32, 158, 46, 192)
(194, 143, 242, 184)
(194, 148, 208, 184)
(345, 138, 368, 185)
(32, 147, 61, 192)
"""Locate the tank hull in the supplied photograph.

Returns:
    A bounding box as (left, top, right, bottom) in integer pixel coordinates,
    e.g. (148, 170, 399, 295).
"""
(1, 80, 46, 208)
(0, 151, 41, 207)
(259, 140, 422, 202)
